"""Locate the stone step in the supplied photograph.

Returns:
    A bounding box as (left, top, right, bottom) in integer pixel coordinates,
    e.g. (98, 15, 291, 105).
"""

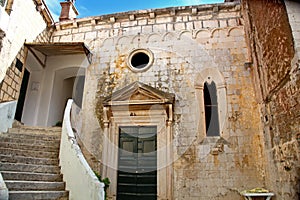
(0, 163, 61, 174)
(0, 142, 58, 152)
(0, 132, 60, 141)
(8, 126, 62, 136)
(0, 154, 59, 165)
(5, 180, 66, 191)
(1, 171, 63, 182)
(1, 125, 68, 199)
(9, 191, 69, 200)
(0, 136, 60, 148)
(0, 147, 58, 159)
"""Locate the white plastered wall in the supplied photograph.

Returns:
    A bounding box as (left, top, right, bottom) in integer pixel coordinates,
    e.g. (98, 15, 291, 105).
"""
(21, 50, 44, 125)
(22, 53, 88, 127)
(0, 0, 47, 83)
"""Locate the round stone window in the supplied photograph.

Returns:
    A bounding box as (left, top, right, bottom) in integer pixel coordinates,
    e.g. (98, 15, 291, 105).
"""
(127, 49, 153, 72)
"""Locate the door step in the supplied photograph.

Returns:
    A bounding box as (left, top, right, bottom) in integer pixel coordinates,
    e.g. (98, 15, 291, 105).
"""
(5, 180, 65, 191)
(1, 171, 63, 182)
(9, 191, 69, 200)
(0, 163, 61, 174)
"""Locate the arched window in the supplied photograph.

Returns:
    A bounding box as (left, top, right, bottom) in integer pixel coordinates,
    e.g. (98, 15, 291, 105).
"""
(203, 81, 220, 136)
(195, 68, 227, 140)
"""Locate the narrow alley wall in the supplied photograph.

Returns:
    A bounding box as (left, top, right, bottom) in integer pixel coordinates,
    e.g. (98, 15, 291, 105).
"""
(242, 0, 300, 199)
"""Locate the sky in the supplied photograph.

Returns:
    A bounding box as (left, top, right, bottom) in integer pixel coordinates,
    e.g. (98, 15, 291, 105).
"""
(45, 0, 224, 22)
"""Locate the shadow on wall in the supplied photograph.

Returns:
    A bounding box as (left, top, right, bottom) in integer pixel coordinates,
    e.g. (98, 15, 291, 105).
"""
(48, 67, 85, 127)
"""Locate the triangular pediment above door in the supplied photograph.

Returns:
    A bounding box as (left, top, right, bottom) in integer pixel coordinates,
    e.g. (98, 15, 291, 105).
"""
(103, 81, 175, 106)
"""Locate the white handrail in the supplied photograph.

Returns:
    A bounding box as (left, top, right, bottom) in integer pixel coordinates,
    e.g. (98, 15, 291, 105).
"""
(0, 100, 17, 133)
(60, 99, 105, 200)
(0, 172, 8, 200)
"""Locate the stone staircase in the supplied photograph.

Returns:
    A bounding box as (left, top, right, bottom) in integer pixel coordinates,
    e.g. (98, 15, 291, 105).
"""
(0, 126, 69, 200)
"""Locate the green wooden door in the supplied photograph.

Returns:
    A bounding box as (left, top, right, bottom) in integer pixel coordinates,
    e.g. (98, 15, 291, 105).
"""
(117, 126, 157, 200)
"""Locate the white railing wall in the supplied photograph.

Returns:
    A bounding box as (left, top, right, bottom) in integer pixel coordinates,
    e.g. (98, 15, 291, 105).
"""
(60, 99, 105, 200)
(0, 172, 8, 200)
(0, 100, 17, 133)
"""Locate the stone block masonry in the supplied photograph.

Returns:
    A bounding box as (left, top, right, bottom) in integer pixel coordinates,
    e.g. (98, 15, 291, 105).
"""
(0, 48, 27, 102)
(52, 3, 243, 43)
(51, 2, 268, 199)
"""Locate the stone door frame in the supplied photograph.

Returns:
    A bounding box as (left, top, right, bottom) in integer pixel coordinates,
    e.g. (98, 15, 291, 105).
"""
(101, 82, 174, 200)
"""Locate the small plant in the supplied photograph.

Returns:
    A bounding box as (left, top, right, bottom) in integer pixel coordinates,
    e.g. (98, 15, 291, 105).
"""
(94, 171, 110, 199)
(55, 121, 62, 127)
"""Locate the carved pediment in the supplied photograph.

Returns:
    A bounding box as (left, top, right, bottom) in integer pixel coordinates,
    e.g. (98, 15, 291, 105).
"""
(103, 81, 175, 106)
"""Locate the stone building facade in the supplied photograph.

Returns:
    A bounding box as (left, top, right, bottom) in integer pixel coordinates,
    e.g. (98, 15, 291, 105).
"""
(50, 2, 267, 199)
(0, 0, 299, 199)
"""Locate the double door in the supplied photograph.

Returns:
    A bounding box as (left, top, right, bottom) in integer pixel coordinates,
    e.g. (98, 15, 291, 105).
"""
(117, 126, 157, 200)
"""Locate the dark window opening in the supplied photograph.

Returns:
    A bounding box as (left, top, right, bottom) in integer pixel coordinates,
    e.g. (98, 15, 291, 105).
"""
(15, 68, 30, 122)
(130, 52, 150, 69)
(73, 75, 85, 108)
(15, 59, 23, 72)
(204, 81, 220, 136)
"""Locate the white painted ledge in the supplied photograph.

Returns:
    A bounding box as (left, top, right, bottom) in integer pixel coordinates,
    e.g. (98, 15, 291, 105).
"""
(0, 100, 17, 133)
(60, 99, 105, 200)
(0, 172, 8, 200)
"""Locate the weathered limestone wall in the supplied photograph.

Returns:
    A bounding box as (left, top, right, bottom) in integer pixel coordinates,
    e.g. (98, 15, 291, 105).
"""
(52, 2, 265, 199)
(0, 0, 48, 84)
(285, 0, 300, 60)
(243, 0, 300, 199)
(0, 48, 26, 102)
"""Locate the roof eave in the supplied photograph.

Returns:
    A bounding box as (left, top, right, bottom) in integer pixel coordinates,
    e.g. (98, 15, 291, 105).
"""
(34, 0, 54, 26)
